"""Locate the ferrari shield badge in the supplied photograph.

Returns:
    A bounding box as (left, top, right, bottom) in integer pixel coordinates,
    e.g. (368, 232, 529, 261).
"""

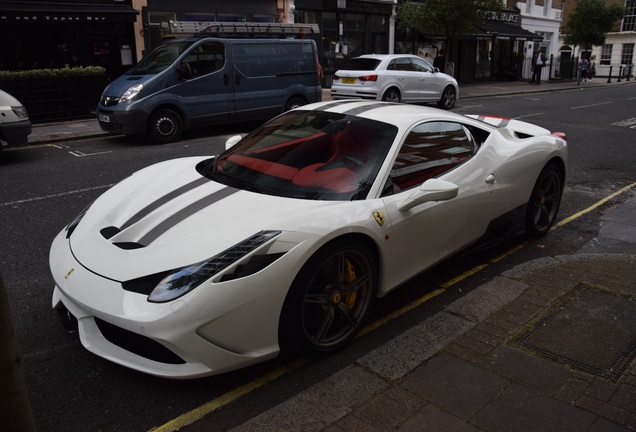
(373, 210, 384, 227)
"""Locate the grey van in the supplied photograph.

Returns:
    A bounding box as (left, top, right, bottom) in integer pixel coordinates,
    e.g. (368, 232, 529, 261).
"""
(97, 33, 322, 143)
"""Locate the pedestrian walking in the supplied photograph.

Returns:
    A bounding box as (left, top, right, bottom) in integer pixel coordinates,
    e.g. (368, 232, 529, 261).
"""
(579, 57, 590, 82)
(530, 51, 546, 85)
(589, 56, 596, 81)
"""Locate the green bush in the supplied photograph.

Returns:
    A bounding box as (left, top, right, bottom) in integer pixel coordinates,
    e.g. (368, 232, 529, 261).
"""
(0, 66, 106, 80)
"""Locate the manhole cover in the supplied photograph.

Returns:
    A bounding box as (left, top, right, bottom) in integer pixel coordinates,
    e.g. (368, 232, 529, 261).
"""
(515, 282, 636, 381)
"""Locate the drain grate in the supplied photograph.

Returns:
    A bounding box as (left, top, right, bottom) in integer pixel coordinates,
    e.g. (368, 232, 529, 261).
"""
(514, 282, 636, 381)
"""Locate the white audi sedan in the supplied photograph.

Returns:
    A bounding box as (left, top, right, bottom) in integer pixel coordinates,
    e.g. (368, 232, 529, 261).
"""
(50, 100, 566, 378)
(331, 54, 459, 109)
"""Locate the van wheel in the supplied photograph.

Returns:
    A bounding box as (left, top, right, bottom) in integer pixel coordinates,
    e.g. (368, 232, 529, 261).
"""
(285, 97, 306, 111)
(148, 109, 183, 144)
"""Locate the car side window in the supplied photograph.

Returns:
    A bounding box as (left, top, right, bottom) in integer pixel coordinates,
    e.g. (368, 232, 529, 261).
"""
(411, 57, 434, 73)
(182, 42, 225, 78)
(391, 57, 414, 71)
(384, 122, 476, 194)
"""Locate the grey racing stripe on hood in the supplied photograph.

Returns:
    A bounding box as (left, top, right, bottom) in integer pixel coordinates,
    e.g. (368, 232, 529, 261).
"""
(120, 177, 210, 231)
(342, 102, 389, 116)
(137, 186, 238, 246)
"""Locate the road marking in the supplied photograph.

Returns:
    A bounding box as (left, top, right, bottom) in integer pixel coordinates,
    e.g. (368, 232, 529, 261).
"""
(69, 150, 112, 157)
(570, 101, 612, 110)
(148, 181, 636, 432)
(514, 112, 543, 119)
(0, 184, 114, 207)
(148, 359, 309, 432)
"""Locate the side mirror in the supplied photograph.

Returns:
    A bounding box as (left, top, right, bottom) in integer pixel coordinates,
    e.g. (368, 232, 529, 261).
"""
(434, 67, 440, 73)
(225, 135, 243, 150)
(177, 63, 192, 79)
(397, 178, 458, 211)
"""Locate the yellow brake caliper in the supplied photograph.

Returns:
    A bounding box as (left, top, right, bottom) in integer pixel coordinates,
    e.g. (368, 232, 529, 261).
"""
(344, 258, 357, 309)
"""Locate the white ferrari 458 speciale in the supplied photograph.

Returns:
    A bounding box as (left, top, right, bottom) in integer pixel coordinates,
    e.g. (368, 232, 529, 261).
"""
(50, 100, 567, 378)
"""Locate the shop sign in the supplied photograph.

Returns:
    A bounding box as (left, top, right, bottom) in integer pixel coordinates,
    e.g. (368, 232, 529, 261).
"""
(1, 14, 108, 22)
(484, 10, 520, 26)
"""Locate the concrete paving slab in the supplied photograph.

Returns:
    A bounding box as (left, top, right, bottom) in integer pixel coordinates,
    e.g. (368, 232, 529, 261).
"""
(401, 352, 509, 419)
(473, 383, 597, 431)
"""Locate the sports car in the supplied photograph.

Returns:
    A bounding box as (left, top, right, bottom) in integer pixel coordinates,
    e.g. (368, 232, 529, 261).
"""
(50, 100, 567, 379)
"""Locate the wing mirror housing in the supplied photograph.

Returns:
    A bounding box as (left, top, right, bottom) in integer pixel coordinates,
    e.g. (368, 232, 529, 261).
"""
(397, 179, 459, 211)
(225, 135, 243, 150)
(177, 63, 192, 79)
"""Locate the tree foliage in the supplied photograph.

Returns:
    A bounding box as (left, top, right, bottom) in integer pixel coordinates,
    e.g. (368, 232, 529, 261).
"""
(396, 0, 502, 38)
(563, 0, 626, 50)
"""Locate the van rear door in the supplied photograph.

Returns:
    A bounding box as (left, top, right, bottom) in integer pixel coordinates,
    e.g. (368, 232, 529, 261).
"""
(177, 40, 234, 126)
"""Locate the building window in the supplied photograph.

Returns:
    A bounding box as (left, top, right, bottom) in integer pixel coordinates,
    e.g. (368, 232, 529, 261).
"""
(149, 11, 176, 25)
(183, 12, 215, 22)
(622, 0, 636, 32)
(621, 43, 634, 65)
(217, 13, 246, 22)
(252, 14, 275, 22)
(600, 44, 612, 65)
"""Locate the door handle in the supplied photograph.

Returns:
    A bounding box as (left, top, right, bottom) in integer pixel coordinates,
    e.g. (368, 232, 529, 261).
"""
(485, 174, 496, 184)
(235, 73, 241, 85)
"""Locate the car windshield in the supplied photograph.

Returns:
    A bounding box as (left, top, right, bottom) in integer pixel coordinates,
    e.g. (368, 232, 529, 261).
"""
(341, 58, 382, 71)
(127, 41, 193, 75)
(199, 110, 398, 201)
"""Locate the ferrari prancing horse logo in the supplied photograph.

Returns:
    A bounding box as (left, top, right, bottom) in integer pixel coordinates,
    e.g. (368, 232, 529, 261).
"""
(373, 210, 385, 227)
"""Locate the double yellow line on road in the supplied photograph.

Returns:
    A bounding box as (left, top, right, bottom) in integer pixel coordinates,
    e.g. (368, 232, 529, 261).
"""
(150, 181, 636, 432)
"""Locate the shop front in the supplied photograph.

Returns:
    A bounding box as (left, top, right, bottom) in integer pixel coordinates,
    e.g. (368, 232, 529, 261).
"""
(0, 0, 138, 78)
(292, 0, 396, 86)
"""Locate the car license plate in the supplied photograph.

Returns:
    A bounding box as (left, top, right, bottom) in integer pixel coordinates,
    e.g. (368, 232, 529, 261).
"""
(99, 114, 111, 123)
(341, 77, 356, 84)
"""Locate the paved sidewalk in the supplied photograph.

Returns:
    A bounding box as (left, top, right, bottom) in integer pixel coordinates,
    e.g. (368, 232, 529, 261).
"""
(229, 196, 636, 432)
(25, 78, 636, 146)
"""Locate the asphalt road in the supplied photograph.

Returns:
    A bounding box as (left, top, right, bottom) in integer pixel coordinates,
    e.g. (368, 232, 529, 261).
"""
(1, 84, 635, 431)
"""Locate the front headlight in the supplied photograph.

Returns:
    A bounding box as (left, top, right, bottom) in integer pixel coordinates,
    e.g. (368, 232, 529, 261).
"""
(11, 106, 28, 120)
(120, 83, 144, 103)
(147, 231, 281, 303)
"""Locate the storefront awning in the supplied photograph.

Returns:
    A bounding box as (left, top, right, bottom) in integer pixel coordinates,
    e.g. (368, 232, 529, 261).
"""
(0, 1, 139, 23)
(478, 22, 543, 42)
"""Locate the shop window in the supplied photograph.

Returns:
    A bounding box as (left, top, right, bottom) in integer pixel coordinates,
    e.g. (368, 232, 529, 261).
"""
(183, 12, 215, 22)
(149, 11, 176, 24)
(252, 14, 275, 22)
(217, 13, 246, 22)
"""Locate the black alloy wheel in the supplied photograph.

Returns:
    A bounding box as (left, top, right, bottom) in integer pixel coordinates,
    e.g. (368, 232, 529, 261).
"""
(279, 238, 377, 355)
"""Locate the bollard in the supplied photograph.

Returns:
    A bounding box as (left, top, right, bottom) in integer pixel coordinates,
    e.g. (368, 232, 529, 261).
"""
(628, 65, 632, 81)
(607, 65, 612, 83)
(618, 65, 623, 82)
(0, 273, 36, 432)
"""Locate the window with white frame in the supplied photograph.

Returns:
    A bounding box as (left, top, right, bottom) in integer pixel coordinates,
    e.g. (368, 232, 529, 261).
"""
(622, 0, 636, 32)
(600, 44, 612, 65)
(621, 43, 634, 65)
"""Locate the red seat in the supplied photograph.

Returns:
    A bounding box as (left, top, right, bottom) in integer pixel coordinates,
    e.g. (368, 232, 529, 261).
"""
(291, 122, 376, 192)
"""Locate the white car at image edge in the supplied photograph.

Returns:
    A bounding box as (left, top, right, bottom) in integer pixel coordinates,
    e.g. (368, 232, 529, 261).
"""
(50, 99, 566, 378)
(330, 54, 459, 109)
(0, 88, 31, 149)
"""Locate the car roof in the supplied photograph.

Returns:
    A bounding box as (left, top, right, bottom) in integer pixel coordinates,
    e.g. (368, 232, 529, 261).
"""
(353, 54, 419, 60)
(297, 100, 492, 131)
